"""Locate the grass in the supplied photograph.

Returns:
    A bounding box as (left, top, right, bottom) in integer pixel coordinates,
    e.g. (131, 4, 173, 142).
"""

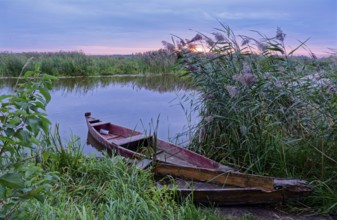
(0, 50, 180, 77)
(10, 134, 226, 220)
(164, 24, 337, 214)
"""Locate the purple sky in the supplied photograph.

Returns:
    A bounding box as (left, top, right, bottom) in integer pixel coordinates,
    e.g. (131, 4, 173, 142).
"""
(1, 0, 336, 56)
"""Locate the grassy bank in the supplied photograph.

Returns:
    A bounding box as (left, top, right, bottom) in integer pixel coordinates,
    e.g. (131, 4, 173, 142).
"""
(13, 141, 224, 219)
(165, 25, 337, 214)
(0, 50, 179, 77)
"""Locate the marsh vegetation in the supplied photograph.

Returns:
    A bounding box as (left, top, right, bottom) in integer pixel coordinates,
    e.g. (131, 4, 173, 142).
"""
(163, 25, 337, 214)
(0, 50, 179, 77)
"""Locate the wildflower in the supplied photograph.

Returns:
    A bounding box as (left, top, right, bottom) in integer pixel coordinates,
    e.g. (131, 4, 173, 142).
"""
(276, 27, 286, 42)
(233, 73, 257, 87)
(241, 38, 250, 46)
(274, 79, 282, 89)
(205, 38, 214, 47)
(310, 51, 317, 59)
(263, 71, 271, 79)
(176, 41, 183, 50)
(318, 70, 326, 77)
(226, 85, 240, 98)
(162, 41, 175, 52)
(205, 116, 213, 123)
(213, 32, 225, 42)
(242, 62, 252, 74)
(240, 125, 248, 136)
(202, 93, 215, 100)
(190, 34, 203, 42)
(206, 53, 216, 59)
(198, 126, 206, 143)
(295, 66, 303, 73)
(256, 41, 267, 52)
(187, 43, 197, 51)
(186, 64, 198, 72)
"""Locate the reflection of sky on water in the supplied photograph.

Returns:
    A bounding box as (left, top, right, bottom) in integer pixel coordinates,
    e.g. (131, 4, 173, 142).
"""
(47, 81, 198, 155)
(0, 76, 197, 155)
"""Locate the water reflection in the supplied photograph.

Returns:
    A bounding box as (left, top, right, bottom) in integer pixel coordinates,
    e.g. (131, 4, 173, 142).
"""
(86, 132, 113, 156)
(0, 74, 190, 94)
(53, 74, 191, 94)
(0, 75, 197, 155)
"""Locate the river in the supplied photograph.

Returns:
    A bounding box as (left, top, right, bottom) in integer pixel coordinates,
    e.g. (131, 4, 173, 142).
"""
(0, 74, 198, 155)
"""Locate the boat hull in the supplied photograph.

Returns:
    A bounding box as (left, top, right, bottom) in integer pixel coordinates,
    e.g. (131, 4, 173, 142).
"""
(85, 112, 233, 170)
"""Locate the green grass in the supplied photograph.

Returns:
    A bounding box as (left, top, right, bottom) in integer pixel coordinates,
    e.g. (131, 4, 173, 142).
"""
(10, 138, 224, 220)
(0, 50, 179, 77)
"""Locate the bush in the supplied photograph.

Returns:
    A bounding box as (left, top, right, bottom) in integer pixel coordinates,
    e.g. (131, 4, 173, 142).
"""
(0, 63, 58, 218)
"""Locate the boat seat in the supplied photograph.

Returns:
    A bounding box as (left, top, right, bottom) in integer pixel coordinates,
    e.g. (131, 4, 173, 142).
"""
(114, 134, 152, 146)
(135, 159, 152, 169)
(106, 134, 120, 140)
(88, 119, 101, 123)
(91, 121, 109, 127)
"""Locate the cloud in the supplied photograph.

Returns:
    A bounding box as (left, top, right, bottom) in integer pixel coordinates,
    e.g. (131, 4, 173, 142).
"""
(213, 11, 289, 20)
(0, 0, 336, 54)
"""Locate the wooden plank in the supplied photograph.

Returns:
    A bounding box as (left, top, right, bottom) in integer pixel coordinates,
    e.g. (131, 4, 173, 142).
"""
(156, 139, 234, 171)
(114, 134, 151, 146)
(153, 164, 275, 192)
(135, 159, 152, 169)
(91, 121, 109, 127)
(88, 119, 100, 123)
(274, 179, 313, 193)
(106, 134, 120, 140)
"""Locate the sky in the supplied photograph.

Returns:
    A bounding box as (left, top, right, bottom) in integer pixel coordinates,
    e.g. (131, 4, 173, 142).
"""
(0, 0, 336, 56)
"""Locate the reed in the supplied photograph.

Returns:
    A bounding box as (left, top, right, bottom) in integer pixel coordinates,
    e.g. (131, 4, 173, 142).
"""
(165, 24, 337, 214)
(0, 50, 179, 77)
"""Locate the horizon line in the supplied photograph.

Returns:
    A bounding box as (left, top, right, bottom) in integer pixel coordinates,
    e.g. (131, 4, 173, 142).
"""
(0, 47, 335, 58)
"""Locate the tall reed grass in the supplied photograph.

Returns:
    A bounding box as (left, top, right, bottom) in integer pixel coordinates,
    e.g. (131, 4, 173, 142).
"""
(163, 24, 337, 214)
(0, 50, 179, 77)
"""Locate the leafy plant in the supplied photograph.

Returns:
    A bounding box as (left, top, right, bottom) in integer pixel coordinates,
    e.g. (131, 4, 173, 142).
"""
(0, 62, 58, 218)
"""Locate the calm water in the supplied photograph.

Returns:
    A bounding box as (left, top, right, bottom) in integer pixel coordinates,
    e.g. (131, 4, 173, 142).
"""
(0, 75, 198, 155)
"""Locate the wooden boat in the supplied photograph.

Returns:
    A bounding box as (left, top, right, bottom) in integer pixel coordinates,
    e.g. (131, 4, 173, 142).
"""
(153, 163, 313, 205)
(85, 112, 233, 171)
(85, 112, 313, 205)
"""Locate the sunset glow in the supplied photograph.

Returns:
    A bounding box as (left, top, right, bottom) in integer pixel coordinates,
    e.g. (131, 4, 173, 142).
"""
(0, 0, 336, 56)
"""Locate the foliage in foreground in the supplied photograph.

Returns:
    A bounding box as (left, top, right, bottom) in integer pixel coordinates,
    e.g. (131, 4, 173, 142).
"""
(0, 64, 58, 218)
(163, 25, 337, 214)
(0, 50, 179, 77)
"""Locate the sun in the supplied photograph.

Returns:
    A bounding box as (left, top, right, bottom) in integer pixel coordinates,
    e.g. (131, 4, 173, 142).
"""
(188, 45, 205, 53)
